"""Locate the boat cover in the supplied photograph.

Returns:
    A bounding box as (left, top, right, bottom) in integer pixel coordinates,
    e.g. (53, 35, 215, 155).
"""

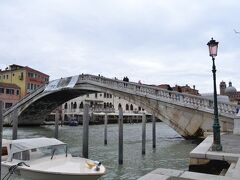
(8, 137, 66, 160)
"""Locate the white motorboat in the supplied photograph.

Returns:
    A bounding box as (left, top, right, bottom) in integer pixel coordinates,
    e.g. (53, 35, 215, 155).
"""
(1, 137, 106, 180)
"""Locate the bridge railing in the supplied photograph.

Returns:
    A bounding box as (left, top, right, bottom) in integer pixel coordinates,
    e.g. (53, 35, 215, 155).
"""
(79, 74, 237, 117)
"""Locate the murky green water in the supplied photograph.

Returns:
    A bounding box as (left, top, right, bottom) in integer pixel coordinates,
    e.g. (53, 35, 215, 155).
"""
(2, 122, 197, 179)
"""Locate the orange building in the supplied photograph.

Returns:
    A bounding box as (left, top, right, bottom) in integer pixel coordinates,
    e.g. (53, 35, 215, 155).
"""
(0, 64, 49, 98)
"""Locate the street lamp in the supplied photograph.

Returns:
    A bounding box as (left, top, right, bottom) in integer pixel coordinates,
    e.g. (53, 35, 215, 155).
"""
(207, 38, 222, 151)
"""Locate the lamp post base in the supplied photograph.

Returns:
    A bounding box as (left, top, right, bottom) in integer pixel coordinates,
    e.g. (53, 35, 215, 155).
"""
(212, 143, 222, 151)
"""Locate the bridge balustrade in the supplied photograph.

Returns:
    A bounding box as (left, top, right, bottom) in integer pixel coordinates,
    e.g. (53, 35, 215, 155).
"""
(79, 74, 237, 117)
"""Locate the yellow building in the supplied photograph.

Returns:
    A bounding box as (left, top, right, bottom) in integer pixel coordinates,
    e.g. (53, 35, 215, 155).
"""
(0, 64, 49, 98)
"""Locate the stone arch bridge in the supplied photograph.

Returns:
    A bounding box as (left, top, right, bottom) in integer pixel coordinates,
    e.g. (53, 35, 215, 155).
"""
(3, 74, 237, 138)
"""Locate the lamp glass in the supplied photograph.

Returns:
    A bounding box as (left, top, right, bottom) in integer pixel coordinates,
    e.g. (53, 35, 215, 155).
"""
(207, 38, 218, 58)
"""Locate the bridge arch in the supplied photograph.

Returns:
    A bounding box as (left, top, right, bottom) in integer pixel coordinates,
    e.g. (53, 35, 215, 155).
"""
(3, 74, 236, 138)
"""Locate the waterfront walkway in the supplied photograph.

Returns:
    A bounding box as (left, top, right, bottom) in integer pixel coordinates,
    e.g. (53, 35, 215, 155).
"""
(138, 133, 240, 180)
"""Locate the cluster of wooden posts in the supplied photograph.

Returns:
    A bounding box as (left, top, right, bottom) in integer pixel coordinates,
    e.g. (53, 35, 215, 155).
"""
(0, 101, 157, 178)
(56, 104, 157, 165)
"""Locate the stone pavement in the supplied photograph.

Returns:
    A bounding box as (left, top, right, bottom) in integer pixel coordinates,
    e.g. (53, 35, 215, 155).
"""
(221, 134, 240, 154)
(138, 134, 240, 180)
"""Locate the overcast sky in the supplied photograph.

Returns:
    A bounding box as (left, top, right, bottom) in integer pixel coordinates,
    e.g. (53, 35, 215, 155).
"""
(0, 0, 239, 93)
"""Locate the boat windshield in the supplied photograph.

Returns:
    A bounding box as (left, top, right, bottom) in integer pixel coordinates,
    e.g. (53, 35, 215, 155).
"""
(12, 144, 68, 161)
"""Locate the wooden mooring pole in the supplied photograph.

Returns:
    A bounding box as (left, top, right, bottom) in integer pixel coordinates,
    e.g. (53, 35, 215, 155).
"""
(82, 104, 89, 158)
(54, 110, 59, 139)
(104, 113, 108, 145)
(152, 114, 156, 149)
(118, 107, 123, 164)
(0, 101, 3, 179)
(142, 113, 146, 155)
(12, 109, 18, 140)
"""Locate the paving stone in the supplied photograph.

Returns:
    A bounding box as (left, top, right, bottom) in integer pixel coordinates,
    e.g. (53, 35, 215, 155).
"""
(151, 168, 184, 177)
(138, 173, 170, 180)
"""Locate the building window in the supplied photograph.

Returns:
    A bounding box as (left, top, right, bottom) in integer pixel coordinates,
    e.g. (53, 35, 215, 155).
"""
(20, 72, 24, 80)
(31, 84, 33, 90)
(0, 88, 4, 93)
(138, 106, 141, 111)
(64, 103, 68, 109)
(73, 102, 77, 109)
(104, 93, 106, 98)
(104, 103, 106, 108)
(118, 103, 122, 109)
(79, 102, 84, 109)
(95, 93, 98, 98)
(12, 73, 15, 76)
(16, 90, 19, 95)
(126, 104, 129, 111)
(107, 93, 109, 98)
(6, 89, 14, 95)
(5, 103, 13, 109)
(110, 94, 112, 98)
(0, 75, 1, 80)
(6, 75, 8, 79)
(130, 104, 133, 111)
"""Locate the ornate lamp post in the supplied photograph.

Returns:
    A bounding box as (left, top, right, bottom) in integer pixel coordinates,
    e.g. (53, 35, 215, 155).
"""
(207, 38, 222, 151)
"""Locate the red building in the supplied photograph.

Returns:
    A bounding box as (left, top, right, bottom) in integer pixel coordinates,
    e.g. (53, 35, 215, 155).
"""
(0, 82, 21, 110)
(158, 84, 199, 95)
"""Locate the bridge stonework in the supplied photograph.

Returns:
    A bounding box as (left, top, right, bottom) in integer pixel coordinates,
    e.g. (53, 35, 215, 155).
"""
(3, 74, 237, 138)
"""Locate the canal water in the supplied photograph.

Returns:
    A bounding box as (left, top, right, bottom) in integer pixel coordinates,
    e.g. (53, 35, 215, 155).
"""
(2, 122, 198, 180)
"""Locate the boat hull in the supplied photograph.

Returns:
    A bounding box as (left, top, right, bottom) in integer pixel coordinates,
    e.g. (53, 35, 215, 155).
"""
(2, 164, 103, 180)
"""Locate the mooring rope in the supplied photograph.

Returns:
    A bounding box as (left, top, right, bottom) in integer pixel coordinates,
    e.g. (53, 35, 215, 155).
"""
(2, 162, 30, 180)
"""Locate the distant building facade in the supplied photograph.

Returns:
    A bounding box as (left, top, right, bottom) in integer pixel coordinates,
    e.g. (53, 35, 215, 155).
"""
(220, 81, 240, 104)
(0, 82, 21, 110)
(158, 84, 199, 95)
(62, 92, 145, 116)
(0, 64, 49, 98)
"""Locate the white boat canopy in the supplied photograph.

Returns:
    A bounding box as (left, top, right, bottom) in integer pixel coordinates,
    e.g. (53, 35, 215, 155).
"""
(9, 137, 66, 157)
